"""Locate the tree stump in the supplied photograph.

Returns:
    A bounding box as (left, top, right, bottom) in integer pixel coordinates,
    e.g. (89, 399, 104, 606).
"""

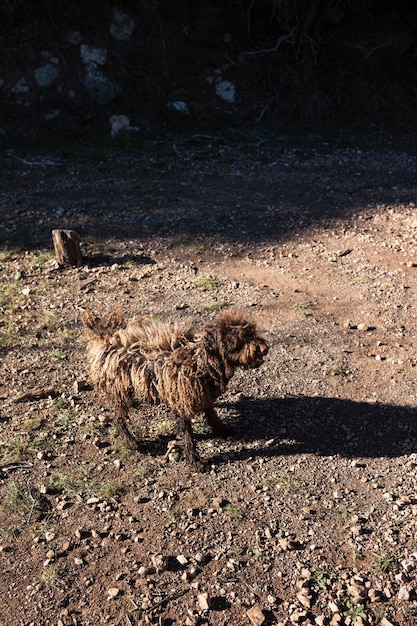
(52, 229, 83, 267)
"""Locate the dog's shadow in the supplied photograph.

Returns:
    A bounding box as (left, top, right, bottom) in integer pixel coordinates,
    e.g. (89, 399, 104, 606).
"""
(208, 395, 417, 465)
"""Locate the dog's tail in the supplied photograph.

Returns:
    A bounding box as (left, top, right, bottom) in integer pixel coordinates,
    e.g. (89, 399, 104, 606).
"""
(82, 305, 124, 337)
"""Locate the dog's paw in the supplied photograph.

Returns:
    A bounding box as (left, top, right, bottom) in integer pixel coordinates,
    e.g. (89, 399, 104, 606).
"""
(119, 436, 141, 451)
(187, 455, 207, 473)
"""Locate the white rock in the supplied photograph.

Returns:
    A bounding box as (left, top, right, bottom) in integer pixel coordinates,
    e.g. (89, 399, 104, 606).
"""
(81, 45, 107, 65)
(109, 115, 139, 139)
(328, 601, 339, 613)
(151, 554, 169, 571)
(11, 78, 30, 94)
(397, 585, 410, 600)
(297, 591, 312, 608)
(215, 80, 235, 103)
(246, 604, 265, 625)
(177, 554, 188, 565)
(107, 587, 120, 598)
(110, 9, 136, 41)
(34, 63, 61, 88)
(197, 592, 210, 610)
(167, 101, 190, 116)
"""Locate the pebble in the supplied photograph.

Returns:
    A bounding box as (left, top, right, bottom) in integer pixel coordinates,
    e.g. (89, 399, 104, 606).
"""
(246, 604, 265, 625)
(197, 592, 210, 610)
(296, 591, 312, 609)
(279, 537, 299, 551)
(397, 585, 410, 600)
(151, 554, 169, 571)
(177, 554, 188, 565)
(107, 587, 120, 599)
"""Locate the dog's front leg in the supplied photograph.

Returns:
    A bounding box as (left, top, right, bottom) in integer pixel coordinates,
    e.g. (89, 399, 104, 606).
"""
(114, 401, 139, 450)
(176, 413, 205, 471)
(204, 406, 233, 437)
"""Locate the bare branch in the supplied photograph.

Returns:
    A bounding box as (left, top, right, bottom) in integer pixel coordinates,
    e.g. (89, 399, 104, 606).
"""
(241, 28, 296, 56)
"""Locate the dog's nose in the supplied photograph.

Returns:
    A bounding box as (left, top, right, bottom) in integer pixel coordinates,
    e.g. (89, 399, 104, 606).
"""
(255, 342, 268, 359)
(258, 342, 268, 356)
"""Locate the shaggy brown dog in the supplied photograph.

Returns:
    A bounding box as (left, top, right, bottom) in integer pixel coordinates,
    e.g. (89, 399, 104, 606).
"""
(82, 306, 268, 469)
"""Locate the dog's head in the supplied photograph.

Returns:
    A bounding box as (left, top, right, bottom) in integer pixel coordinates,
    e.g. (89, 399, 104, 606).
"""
(205, 309, 268, 370)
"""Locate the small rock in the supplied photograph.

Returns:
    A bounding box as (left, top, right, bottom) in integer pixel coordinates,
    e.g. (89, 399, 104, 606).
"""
(177, 554, 188, 565)
(110, 8, 136, 41)
(34, 63, 60, 88)
(297, 591, 312, 608)
(81, 45, 107, 65)
(215, 80, 235, 103)
(246, 604, 265, 625)
(401, 559, 415, 573)
(74, 557, 84, 566)
(328, 601, 340, 613)
(73, 380, 89, 393)
(279, 537, 299, 551)
(107, 587, 120, 599)
(212, 496, 227, 509)
(368, 588, 385, 602)
(151, 554, 169, 571)
(167, 101, 190, 116)
(397, 585, 410, 600)
(347, 584, 367, 602)
(197, 592, 210, 610)
(357, 323, 375, 331)
(395, 572, 409, 584)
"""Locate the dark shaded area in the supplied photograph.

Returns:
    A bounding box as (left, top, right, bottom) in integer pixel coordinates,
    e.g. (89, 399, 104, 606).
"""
(1, 0, 417, 139)
(1, 140, 417, 249)
(209, 396, 417, 463)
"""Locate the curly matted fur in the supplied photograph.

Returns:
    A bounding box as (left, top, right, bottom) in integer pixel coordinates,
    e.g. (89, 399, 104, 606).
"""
(82, 306, 268, 469)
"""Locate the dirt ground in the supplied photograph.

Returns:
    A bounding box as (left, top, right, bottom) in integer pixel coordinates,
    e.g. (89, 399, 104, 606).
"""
(1, 133, 417, 626)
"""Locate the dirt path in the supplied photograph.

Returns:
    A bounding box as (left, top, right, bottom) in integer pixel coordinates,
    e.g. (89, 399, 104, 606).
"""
(1, 139, 417, 625)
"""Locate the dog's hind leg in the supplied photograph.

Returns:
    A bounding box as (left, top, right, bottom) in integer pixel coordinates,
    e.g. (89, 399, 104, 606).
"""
(176, 413, 205, 471)
(204, 407, 233, 437)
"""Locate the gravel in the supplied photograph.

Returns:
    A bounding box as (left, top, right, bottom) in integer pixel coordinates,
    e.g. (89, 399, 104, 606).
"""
(1, 139, 417, 625)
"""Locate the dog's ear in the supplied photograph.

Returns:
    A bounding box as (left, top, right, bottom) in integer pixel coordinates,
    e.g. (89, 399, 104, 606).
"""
(82, 305, 124, 335)
(105, 305, 124, 331)
(82, 310, 96, 330)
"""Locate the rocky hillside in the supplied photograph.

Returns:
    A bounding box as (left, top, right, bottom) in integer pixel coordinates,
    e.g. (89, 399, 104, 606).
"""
(1, 0, 417, 141)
